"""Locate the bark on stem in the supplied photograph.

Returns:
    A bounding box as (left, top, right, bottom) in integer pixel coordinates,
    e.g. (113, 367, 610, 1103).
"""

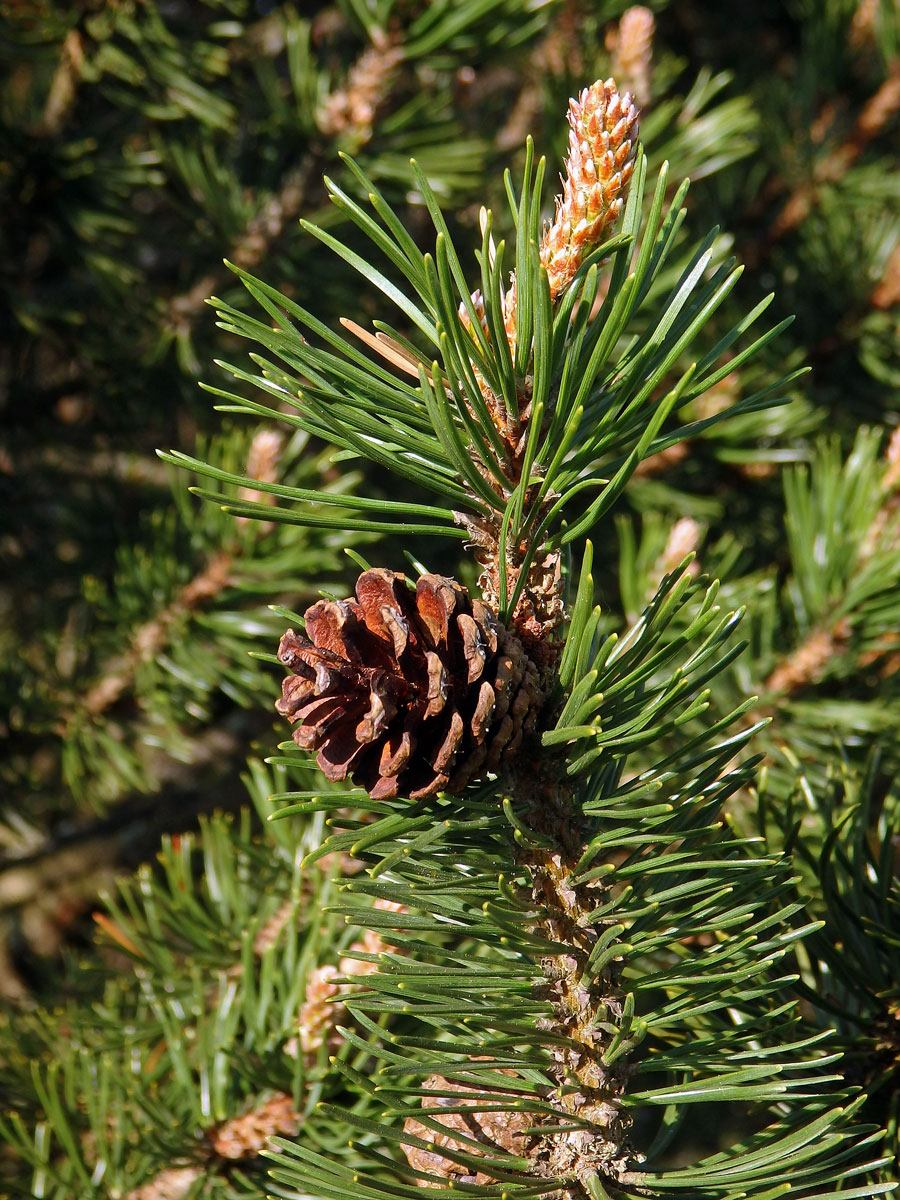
(516, 776, 639, 1196)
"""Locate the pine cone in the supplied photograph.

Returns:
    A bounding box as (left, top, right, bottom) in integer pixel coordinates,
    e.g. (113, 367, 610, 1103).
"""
(276, 569, 544, 800)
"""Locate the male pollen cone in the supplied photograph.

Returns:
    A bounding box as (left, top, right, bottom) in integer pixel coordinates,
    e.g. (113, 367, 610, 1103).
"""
(276, 569, 544, 800)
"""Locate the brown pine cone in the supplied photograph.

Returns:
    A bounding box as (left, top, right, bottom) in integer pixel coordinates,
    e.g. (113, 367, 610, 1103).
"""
(276, 569, 544, 800)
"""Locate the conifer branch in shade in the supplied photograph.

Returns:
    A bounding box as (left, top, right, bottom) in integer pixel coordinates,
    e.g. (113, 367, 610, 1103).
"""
(766, 428, 900, 697)
(763, 63, 900, 250)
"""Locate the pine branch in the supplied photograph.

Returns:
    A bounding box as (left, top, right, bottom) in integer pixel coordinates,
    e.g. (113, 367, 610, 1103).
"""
(318, 27, 404, 146)
(608, 7, 655, 110)
(8, 11, 900, 1200)
(764, 427, 900, 699)
(755, 760, 900, 1182)
(0, 768, 393, 1196)
(242, 73, 896, 1198)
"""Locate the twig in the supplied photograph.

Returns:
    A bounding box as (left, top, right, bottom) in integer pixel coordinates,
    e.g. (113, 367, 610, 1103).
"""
(77, 551, 233, 720)
(652, 518, 702, 588)
(871, 239, 900, 310)
(236, 429, 284, 529)
(210, 1093, 300, 1160)
(67, 422, 293, 725)
(632, 441, 689, 477)
(35, 28, 85, 137)
(120, 1092, 302, 1198)
(765, 620, 852, 696)
(167, 24, 406, 331)
(125, 1165, 203, 1200)
(119, 898, 401, 1195)
(489, 0, 588, 153)
(849, 0, 880, 51)
(230, 165, 314, 272)
(291, 899, 406, 1059)
(31, 11, 289, 141)
(112, 862, 306, 1196)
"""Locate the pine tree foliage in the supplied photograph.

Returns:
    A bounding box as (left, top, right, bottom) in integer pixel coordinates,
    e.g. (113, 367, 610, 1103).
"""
(1, 0, 568, 983)
(755, 756, 900, 1181)
(3, 4, 900, 1198)
(0, 766, 382, 1198)
(616, 425, 900, 801)
(167, 142, 793, 586)
(0, 0, 775, 968)
(52, 428, 359, 810)
(1, 0, 552, 779)
(261, 567, 892, 1198)
(153, 59, 892, 1197)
